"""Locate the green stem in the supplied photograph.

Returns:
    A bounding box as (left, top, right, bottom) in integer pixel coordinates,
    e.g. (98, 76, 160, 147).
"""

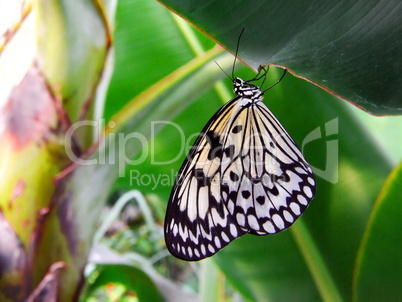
(172, 13, 232, 103)
(93, 190, 158, 243)
(291, 220, 344, 302)
(107, 45, 224, 135)
(199, 259, 223, 302)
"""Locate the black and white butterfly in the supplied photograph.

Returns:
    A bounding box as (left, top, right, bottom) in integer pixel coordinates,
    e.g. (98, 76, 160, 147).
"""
(164, 31, 316, 261)
(164, 65, 316, 261)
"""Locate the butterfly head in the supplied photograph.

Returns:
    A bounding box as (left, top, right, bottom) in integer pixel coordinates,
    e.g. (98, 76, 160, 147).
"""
(233, 77, 263, 100)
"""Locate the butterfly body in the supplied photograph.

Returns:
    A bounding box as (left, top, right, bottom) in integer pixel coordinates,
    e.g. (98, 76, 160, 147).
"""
(164, 75, 316, 261)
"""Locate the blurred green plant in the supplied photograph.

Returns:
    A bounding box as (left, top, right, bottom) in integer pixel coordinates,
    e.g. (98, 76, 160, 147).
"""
(0, 0, 401, 301)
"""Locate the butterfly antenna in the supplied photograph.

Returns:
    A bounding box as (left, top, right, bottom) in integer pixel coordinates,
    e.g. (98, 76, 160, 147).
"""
(232, 28, 245, 80)
(214, 60, 231, 80)
(263, 68, 287, 92)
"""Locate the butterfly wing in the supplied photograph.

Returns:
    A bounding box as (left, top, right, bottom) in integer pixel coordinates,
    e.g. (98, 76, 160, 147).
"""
(220, 101, 316, 236)
(164, 96, 247, 261)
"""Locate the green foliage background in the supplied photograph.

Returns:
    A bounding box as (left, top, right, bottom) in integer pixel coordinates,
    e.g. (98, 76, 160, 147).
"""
(1, 0, 402, 301)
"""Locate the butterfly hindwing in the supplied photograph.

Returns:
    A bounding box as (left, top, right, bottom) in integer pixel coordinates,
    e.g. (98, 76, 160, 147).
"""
(222, 101, 315, 236)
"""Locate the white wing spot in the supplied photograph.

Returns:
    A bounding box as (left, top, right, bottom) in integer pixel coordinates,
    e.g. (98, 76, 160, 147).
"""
(290, 202, 301, 215)
(172, 223, 178, 236)
(227, 200, 235, 214)
(214, 236, 222, 249)
(179, 225, 188, 241)
(303, 186, 313, 198)
(201, 244, 206, 256)
(263, 221, 275, 233)
(221, 231, 230, 242)
(194, 249, 200, 258)
(308, 177, 315, 186)
(236, 213, 245, 226)
(230, 224, 238, 237)
(272, 214, 285, 230)
(247, 215, 259, 230)
(297, 194, 308, 205)
(283, 210, 294, 223)
(188, 247, 193, 258)
(208, 244, 215, 253)
(295, 167, 307, 174)
(262, 174, 273, 189)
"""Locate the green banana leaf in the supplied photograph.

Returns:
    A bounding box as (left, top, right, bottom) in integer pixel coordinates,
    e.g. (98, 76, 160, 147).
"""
(157, 0, 402, 115)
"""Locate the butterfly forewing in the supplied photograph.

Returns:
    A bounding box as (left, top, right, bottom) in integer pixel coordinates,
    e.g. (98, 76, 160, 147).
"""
(164, 77, 316, 261)
(165, 97, 247, 260)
